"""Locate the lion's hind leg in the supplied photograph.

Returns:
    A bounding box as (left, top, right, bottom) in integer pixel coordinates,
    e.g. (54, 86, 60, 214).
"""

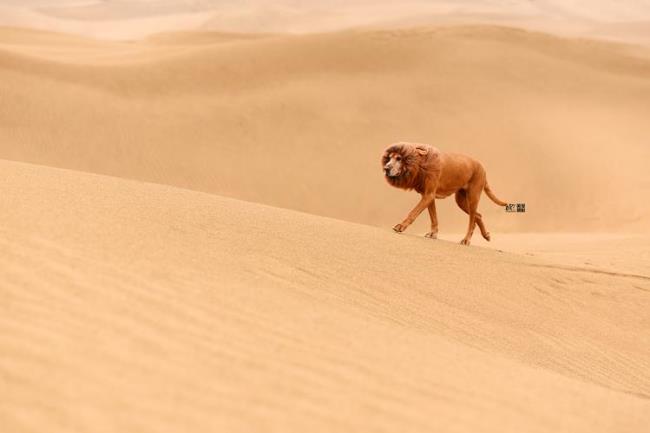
(456, 187, 490, 244)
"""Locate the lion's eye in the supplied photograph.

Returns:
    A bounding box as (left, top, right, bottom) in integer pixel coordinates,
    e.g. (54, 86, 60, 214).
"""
(396, 156, 402, 161)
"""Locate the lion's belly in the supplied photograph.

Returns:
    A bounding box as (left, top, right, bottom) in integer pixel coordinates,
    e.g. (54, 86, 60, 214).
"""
(435, 192, 452, 199)
(436, 185, 467, 198)
(435, 174, 473, 199)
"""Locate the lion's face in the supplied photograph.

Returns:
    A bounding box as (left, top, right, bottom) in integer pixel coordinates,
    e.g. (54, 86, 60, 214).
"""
(382, 151, 405, 178)
(382, 143, 431, 190)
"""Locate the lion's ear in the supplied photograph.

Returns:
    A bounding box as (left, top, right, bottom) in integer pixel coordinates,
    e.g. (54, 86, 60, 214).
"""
(415, 146, 428, 156)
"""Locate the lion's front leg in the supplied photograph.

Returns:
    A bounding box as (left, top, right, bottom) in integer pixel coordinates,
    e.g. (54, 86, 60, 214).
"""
(393, 193, 435, 233)
(424, 200, 438, 239)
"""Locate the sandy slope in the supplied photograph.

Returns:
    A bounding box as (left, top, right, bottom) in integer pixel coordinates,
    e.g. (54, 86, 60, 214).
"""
(1, 25, 650, 235)
(1, 159, 649, 432)
(472, 232, 650, 276)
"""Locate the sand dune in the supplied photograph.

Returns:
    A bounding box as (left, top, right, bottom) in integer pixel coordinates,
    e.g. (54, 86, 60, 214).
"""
(1, 159, 649, 432)
(1, 25, 650, 235)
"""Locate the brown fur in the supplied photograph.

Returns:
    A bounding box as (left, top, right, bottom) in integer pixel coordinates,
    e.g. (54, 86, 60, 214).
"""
(382, 142, 507, 245)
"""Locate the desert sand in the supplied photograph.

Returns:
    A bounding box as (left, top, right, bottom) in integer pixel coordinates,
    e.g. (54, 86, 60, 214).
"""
(1, 159, 649, 432)
(1, 2, 650, 432)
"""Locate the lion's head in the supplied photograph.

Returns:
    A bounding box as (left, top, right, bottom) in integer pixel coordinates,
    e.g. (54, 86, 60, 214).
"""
(381, 143, 429, 189)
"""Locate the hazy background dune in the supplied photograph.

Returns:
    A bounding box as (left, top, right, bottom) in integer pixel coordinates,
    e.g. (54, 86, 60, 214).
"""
(2, 1, 650, 43)
(1, 25, 649, 234)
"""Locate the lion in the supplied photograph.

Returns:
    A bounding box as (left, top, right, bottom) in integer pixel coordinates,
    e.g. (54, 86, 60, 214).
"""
(381, 142, 507, 245)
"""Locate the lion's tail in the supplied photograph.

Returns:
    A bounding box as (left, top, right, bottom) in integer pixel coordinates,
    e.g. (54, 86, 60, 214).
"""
(484, 182, 507, 207)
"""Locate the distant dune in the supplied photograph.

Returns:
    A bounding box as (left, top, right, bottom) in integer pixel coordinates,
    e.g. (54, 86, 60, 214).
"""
(1, 159, 649, 432)
(2, 1, 650, 43)
(1, 25, 649, 234)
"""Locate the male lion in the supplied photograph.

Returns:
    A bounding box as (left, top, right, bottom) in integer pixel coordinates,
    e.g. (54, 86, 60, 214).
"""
(382, 142, 507, 245)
